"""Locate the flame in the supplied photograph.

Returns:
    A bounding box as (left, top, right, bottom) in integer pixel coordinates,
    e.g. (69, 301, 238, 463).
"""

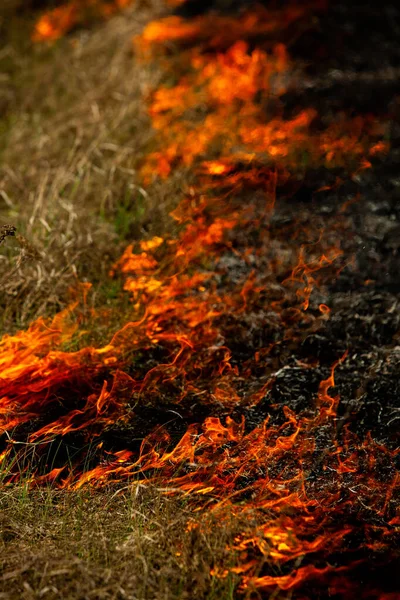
(137, 5, 325, 56)
(32, 0, 135, 42)
(242, 564, 352, 592)
(137, 25, 387, 184)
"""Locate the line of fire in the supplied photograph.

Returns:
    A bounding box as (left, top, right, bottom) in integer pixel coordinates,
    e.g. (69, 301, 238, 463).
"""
(1, 0, 399, 598)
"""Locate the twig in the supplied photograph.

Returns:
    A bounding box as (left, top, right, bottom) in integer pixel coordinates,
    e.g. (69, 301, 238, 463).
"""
(0, 224, 16, 246)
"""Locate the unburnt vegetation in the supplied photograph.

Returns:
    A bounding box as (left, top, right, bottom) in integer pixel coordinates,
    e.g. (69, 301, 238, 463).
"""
(0, 485, 242, 599)
(0, 0, 179, 334)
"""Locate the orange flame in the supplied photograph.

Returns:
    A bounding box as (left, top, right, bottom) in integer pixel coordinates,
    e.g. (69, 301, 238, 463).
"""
(32, 0, 135, 42)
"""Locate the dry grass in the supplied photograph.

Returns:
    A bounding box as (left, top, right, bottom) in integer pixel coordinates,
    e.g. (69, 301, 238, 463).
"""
(0, 485, 240, 600)
(0, 0, 184, 335)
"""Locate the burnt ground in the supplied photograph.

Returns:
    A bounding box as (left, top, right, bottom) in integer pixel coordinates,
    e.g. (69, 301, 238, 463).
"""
(270, 0, 400, 447)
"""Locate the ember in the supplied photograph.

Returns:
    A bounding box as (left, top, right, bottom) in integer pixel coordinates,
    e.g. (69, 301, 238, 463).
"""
(1, 0, 399, 597)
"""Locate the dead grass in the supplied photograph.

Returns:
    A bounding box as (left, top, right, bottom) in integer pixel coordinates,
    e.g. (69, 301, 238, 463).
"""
(0, 484, 241, 600)
(0, 0, 184, 335)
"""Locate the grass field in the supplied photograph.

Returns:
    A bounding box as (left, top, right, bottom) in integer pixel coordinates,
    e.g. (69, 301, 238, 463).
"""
(1, 484, 243, 599)
(0, 0, 175, 335)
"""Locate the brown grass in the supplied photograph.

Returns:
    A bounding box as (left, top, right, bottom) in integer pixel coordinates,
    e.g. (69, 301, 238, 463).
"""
(0, 0, 184, 335)
(0, 485, 240, 600)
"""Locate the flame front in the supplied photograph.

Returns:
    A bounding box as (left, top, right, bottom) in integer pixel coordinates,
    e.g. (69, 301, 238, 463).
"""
(2, 1, 398, 597)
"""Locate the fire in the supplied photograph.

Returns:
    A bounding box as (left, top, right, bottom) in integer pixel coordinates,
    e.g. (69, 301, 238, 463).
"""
(137, 5, 322, 56)
(32, 0, 135, 42)
(137, 21, 387, 184)
(4, 1, 399, 597)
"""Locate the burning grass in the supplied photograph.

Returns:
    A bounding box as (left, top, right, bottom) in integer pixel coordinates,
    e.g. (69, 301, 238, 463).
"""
(1, 0, 400, 598)
(32, 0, 136, 42)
